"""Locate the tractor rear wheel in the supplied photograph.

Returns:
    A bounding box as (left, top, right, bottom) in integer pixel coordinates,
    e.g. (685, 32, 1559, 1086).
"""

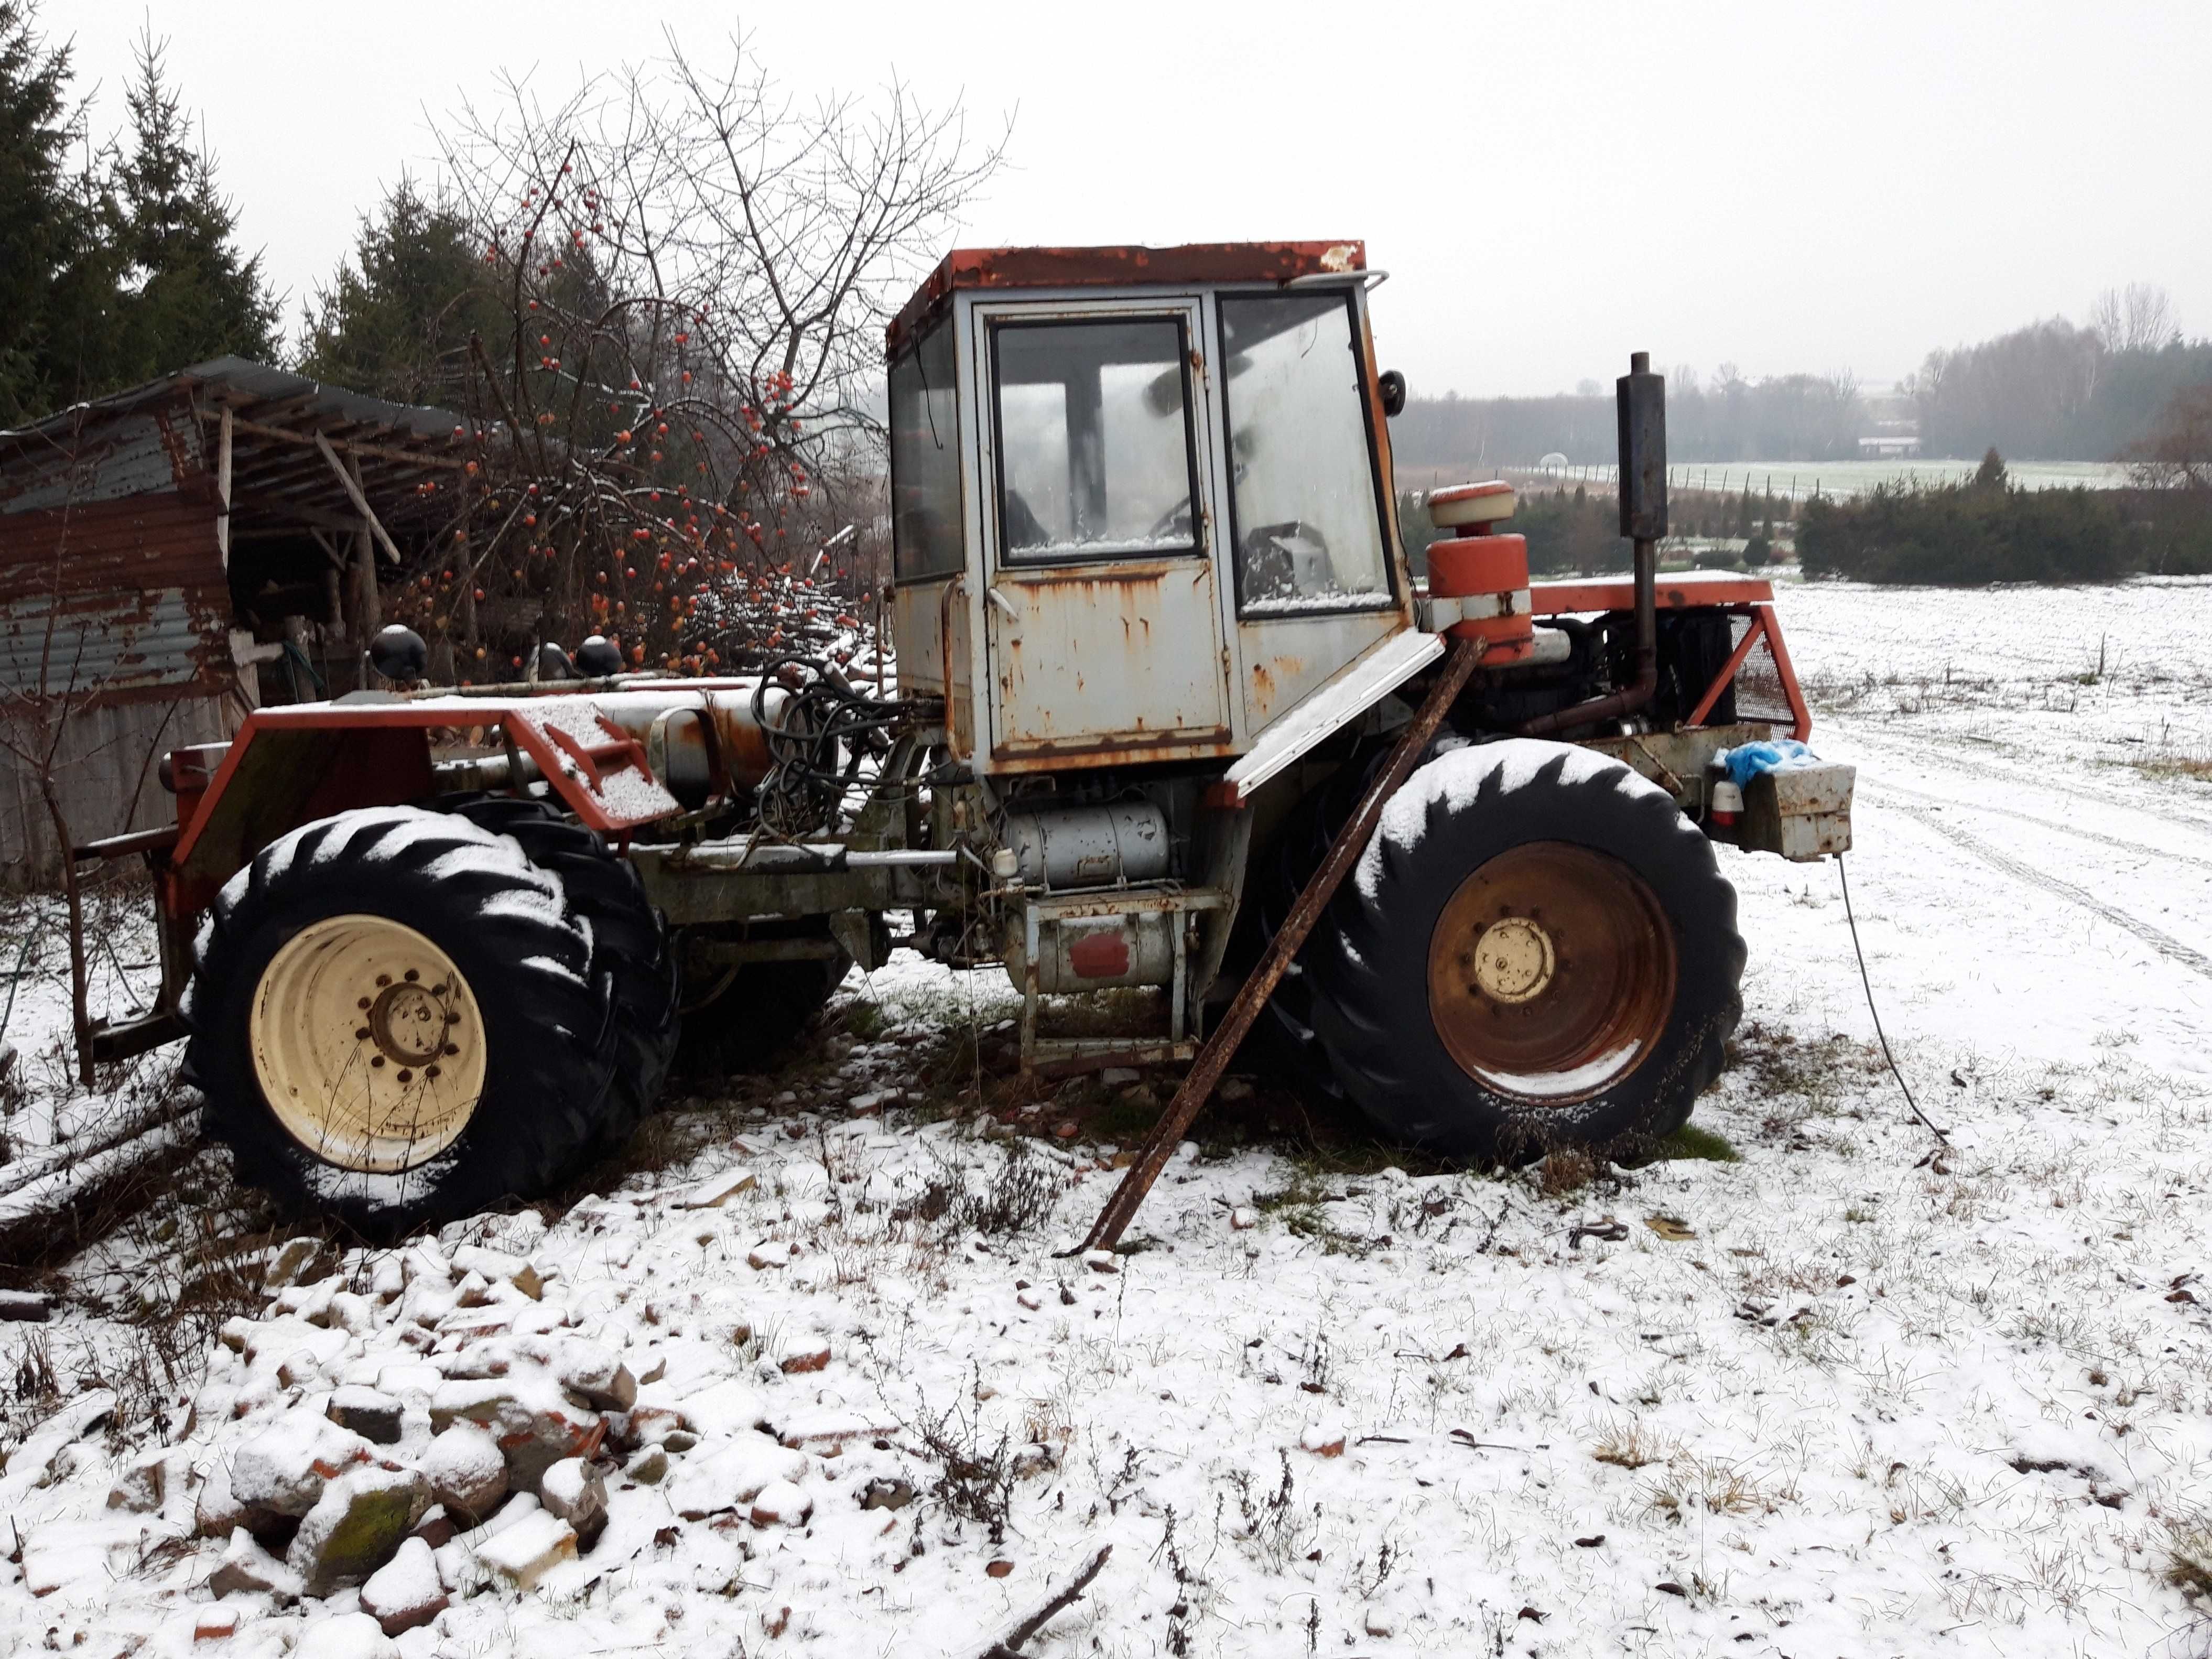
(182, 805, 668, 1235)
(433, 794, 679, 1158)
(1305, 740, 1744, 1163)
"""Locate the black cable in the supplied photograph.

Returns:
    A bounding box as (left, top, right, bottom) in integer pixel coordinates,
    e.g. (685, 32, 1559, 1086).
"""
(1836, 851, 1949, 1143)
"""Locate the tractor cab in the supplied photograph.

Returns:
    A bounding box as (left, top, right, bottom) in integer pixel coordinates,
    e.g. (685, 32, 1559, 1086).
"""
(885, 242, 1416, 771)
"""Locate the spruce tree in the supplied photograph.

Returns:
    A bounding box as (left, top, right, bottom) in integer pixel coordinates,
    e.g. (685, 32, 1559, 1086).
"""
(298, 178, 505, 404)
(107, 27, 279, 382)
(0, 0, 111, 422)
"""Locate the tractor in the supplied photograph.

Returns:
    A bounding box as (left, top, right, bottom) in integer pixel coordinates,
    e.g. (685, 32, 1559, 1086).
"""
(84, 240, 1853, 1235)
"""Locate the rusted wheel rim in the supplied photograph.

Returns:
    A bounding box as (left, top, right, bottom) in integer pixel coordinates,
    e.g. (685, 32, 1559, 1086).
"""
(250, 914, 486, 1172)
(1426, 842, 1676, 1104)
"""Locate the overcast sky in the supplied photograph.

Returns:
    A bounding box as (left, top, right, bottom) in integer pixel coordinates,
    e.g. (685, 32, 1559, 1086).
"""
(50, 0, 2212, 396)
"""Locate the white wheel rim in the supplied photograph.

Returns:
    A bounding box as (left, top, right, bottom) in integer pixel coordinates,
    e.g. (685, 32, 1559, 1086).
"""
(250, 914, 488, 1174)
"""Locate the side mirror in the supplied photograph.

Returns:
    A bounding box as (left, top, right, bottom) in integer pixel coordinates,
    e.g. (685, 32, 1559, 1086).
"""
(1378, 370, 1407, 418)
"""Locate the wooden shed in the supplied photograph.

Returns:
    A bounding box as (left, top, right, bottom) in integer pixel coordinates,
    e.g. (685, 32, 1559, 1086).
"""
(0, 359, 468, 885)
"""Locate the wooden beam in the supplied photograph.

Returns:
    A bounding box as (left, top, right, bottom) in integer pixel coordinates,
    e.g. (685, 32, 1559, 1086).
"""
(315, 432, 404, 566)
(207, 409, 467, 471)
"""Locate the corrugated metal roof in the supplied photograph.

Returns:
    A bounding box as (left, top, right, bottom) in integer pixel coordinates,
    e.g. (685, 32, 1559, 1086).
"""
(0, 356, 462, 451)
(0, 409, 202, 515)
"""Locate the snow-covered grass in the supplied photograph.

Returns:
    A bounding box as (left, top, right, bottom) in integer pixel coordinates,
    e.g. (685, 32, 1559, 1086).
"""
(4, 576, 2212, 1656)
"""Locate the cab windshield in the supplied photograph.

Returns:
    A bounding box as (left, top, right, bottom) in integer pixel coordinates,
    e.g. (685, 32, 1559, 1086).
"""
(1219, 291, 1393, 614)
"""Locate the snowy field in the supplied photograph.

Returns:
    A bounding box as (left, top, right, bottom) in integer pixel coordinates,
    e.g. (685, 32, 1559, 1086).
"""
(3, 576, 2211, 1658)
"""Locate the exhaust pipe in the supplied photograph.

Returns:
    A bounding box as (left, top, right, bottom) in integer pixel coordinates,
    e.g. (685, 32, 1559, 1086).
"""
(1518, 351, 1666, 736)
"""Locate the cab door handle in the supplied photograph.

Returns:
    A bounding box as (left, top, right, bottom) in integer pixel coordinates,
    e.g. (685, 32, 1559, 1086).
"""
(986, 587, 1020, 624)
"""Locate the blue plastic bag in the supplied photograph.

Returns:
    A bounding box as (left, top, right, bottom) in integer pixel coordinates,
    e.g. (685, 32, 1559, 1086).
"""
(1715, 739, 1821, 791)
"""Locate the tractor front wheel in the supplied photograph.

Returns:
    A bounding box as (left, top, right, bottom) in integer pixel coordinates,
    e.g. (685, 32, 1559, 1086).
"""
(182, 805, 667, 1235)
(1305, 740, 1744, 1163)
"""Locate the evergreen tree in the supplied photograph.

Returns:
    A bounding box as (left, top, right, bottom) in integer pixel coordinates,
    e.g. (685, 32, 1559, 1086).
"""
(0, 0, 114, 423)
(106, 28, 280, 382)
(298, 178, 505, 404)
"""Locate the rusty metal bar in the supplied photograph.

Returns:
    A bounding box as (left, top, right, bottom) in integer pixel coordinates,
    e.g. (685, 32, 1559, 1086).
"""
(1684, 609, 1768, 728)
(1070, 635, 1487, 1256)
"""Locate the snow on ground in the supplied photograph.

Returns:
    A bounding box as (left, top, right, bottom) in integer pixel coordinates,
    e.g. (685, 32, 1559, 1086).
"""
(3, 578, 2212, 1657)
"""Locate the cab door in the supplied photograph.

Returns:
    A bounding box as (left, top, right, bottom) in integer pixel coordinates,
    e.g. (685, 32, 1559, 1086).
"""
(973, 298, 1235, 765)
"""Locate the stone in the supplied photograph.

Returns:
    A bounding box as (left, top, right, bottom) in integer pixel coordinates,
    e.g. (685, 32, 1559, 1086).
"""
(537, 1457, 608, 1548)
(0, 1289, 50, 1322)
(416, 1425, 508, 1526)
(674, 1379, 769, 1438)
(665, 1431, 810, 1520)
(472, 1509, 577, 1591)
(193, 1607, 239, 1641)
(624, 1446, 668, 1485)
(860, 1477, 914, 1511)
(106, 1449, 166, 1513)
(1230, 1207, 1259, 1230)
(210, 1527, 304, 1599)
(437, 1335, 636, 1413)
(327, 1386, 404, 1446)
(1016, 1290, 1043, 1311)
(676, 1168, 757, 1208)
(746, 1241, 793, 1270)
(750, 1479, 812, 1527)
(1219, 1076, 1255, 1102)
(451, 1245, 543, 1300)
(359, 1537, 449, 1636)
(1363, 1608, 1394, 1638)
(263, 1238, 321, 1292)
(1299, 1422, 1347, 1458)
(232, 1411, 380, 1516)
(293, 1611, 398, 1659)
(777, 1336, 831, 1375)
(1099, 1068, 1139, 1086)
(1081, 1250, 1119, 1274)
(428, 1375, 604, 1493)
(287, 1464, 432, 1596)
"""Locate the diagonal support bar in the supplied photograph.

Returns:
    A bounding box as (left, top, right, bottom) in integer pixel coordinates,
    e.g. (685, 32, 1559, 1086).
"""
(1071, 635, 1487, 1255)
(315, 431, 404, 566)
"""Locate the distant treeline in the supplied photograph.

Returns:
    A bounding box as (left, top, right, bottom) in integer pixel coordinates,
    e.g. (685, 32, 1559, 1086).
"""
(1910, 322, 2212, 461)
(1396, 310, 2212, 469)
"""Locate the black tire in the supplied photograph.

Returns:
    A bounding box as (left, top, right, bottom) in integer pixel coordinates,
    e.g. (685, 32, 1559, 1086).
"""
(181, 806, 656, 1235)
(433, 794, 679, 1158)
(1305, 739, 1744, 1163)
(673, 952, 852, 1078)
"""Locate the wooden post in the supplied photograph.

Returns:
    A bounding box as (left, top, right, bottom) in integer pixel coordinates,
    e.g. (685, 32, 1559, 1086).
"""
(215, 407, 233, 570)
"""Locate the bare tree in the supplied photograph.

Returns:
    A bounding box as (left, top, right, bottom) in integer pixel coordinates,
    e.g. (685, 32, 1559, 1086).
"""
(2127, 383, 2212, 492)
(403, 30, 1006, 680)
(2088, 283, 2178, 354)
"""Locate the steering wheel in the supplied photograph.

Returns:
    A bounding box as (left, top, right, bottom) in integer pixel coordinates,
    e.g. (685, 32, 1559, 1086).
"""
(1239, 519, 1334, 602)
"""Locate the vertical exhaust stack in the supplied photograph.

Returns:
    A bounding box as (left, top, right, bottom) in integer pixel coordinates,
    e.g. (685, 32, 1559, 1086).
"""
(1517, 351, 1667, 735)
(1618, 350, 1667, 715)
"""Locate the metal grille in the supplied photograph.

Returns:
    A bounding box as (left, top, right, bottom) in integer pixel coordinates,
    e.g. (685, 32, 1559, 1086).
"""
(1729, 614, 1794, 724)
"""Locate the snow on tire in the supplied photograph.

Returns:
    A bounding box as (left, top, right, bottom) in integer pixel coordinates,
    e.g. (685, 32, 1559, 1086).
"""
(181, 805, 646, 1235)
(1305, 739, 1745, 1163)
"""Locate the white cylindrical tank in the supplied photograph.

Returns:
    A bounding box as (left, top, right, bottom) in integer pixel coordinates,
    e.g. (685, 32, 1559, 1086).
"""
(1003, 801, 1170, 890)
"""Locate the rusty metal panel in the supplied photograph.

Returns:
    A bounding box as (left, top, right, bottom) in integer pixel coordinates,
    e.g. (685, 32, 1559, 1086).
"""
(0, 490, 229, 698)
(0, 408, 203, 513)
(1742, 762, 1855, 862)
(1222, 626, 1439, 803)
(1235, 608, 1408, 732)
(889, 240, 1366, 356)
(985, 561, 1231, 759)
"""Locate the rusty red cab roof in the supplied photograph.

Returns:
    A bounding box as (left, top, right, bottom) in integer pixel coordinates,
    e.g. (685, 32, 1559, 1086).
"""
(885, 240, 1368, 357)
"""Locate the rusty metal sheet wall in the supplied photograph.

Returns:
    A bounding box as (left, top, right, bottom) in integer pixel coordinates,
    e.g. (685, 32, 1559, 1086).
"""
(0, 689, 232, 887)
(0, 407, 203, 514)
(0, 492, 229, 696)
